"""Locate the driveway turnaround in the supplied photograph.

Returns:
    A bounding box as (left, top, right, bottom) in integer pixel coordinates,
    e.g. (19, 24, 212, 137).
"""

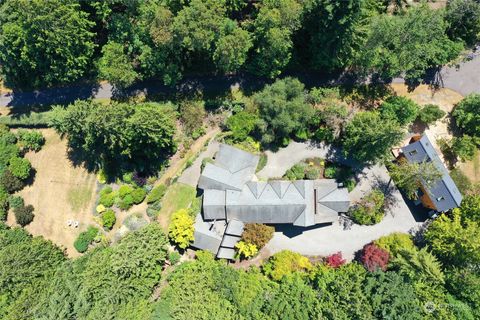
(258, 141, 423, 260)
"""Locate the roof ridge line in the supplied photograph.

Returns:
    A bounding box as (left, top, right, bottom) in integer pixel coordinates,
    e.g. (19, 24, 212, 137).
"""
(317, 186, 338, 201)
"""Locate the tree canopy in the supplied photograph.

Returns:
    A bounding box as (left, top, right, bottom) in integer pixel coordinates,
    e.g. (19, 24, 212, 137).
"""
(358, 4, 463, 83)
(254, 77, 314, 146)
(343, 111, 404, 163)
(49, 100, 177, 173)
(0, 0, 95, 88)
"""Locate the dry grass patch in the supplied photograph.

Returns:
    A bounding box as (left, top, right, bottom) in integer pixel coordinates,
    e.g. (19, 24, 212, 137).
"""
(457, 151, 480, 184)
(6, 129, 97, 257)
(67, 184, 95, 213)
(157, 183, 196, 230)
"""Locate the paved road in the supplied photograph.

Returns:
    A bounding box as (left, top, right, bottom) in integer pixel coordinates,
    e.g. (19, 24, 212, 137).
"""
(2, 53, 479, 108)
(257, 141, 423, 260)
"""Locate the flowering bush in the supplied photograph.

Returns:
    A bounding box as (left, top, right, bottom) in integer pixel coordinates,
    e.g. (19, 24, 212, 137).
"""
(235, 241, 258, 259)
(326, 252, 346, 268)
(360, 243, 390, 272)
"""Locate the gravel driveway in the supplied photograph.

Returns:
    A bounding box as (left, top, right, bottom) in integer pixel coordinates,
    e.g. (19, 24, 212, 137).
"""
(258, 141, 423, 260)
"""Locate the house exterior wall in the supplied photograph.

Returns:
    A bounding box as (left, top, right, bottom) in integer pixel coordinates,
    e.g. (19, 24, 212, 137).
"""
(419, 186, 437, 210)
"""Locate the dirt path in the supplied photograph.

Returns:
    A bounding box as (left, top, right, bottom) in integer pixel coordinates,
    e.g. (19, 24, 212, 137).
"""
(156, 128, 219, 230)
(7, 129, 97, 257)
(155, 127, 220, 187)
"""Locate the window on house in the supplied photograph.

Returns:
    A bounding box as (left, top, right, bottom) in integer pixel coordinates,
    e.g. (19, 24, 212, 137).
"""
(409, 150, 418, 156)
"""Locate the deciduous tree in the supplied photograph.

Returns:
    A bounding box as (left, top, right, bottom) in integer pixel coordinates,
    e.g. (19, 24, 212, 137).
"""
(0, 0, 95, 88)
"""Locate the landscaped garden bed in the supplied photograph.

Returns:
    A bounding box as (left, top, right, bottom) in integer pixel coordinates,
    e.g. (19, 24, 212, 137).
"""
(282, 157, 357, 191)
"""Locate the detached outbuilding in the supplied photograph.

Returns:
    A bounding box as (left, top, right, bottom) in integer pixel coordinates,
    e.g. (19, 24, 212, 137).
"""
(400, 134, 462, 213)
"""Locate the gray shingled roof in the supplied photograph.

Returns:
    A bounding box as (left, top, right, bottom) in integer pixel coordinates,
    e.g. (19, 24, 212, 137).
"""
(225, 219, 244, 236)
(203, 189, 226, 220)
(401, 135, 462, 212)
(217, 247, 236, 259)
(198, 144, 259, 191)
(194, 143, 351, 259)
(192, 214, 225, 254)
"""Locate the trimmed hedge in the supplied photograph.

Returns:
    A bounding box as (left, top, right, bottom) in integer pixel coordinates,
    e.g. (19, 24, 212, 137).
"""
(74, 226, 99, 253)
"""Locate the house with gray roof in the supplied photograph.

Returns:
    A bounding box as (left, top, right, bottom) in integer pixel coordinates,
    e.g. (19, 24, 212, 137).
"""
(400, 134, 462, 213)
(193, 144, 350, 259)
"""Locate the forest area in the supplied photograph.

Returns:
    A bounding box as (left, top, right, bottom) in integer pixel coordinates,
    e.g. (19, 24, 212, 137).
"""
(0, 0, 477, 90)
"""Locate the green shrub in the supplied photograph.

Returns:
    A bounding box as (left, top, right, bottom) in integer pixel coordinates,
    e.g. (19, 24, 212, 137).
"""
(0, 170, 24, 193)
(305, 167, 320, 180)
(149, 200, 162, 211)
(0, 140, 20, 168)
(451, 135, 478, 162)
(314, 126, 335, 143)
(374, 233, 415, 257)
(101, 209, 116, 229)
(345, 179, 357, 192)
(349, 189, 385, 225)
(122, 172, 134, 184)
(324, 166, 337, 179)
(295, 128, 309, 141)
(8, 195, 24, 209)
(0, 130, 17, 144)
(0, 188, 9, 220)
(226, 111, 258, 142)
(417, 104, 445, 124)
(74, 226, 99, 253)
(131, 188, 147, 204)
(8, 157, 31, 180)
(100, 186, 113, 196)
(99, 191, 116, 208)
(16, 130, 45, 152)
(146, 184, 167, 204)
(263, 250, 313, 281)
(168, 251, 181, 265)
(285, 163, 306, 180)
(118, 194, 134, 210)
(118, 185, 134, 198)
(256, 153, 268, 173)
(241, 223, 274, 249)
(14, 204, 34, 227)
(146, 206, 160, 219)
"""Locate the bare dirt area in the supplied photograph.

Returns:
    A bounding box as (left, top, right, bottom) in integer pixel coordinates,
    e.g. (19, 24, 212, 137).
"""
(6, 129, 97, 257)
(391, 83, 463, 158)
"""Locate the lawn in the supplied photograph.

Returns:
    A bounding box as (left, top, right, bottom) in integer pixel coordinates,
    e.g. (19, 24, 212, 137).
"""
(157, 182, 196, 229)
(7, 129, 97, 257)
(68, 185, 95, 213)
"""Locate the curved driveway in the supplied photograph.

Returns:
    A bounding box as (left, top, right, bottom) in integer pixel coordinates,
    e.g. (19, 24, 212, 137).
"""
(257, 141, 422, 260)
